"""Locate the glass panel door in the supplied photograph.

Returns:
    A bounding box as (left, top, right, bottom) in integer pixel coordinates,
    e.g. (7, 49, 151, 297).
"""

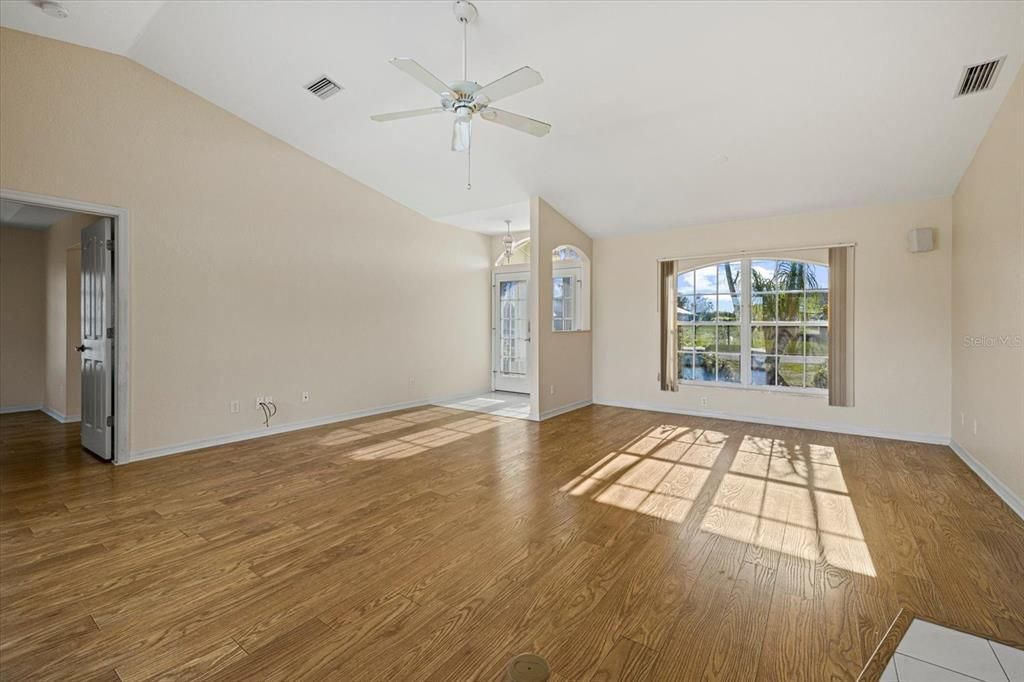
(493, 272, 530, 393)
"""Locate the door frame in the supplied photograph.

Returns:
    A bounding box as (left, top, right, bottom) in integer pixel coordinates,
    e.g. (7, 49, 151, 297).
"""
(1, 188, 131, 464)
(491, 266, 531, 393)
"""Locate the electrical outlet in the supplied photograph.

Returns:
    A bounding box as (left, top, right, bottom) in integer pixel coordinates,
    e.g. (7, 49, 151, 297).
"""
(549, 384, 555, 395)
(699, 396, 709, 408)
(255, 396, 264, 408)
(960, 412, 965, 426)
(230, 400, 240, 414)
(301, 391, 310, 403)
(973, 418, 978, 435)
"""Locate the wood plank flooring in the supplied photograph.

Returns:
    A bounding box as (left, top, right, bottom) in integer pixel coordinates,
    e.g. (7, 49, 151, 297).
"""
(1, 406, 1022, 681)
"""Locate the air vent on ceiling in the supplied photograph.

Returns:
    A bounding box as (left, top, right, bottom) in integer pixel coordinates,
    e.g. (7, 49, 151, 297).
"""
(305, 75, 342, 100)
(955, 57, 1004, 98)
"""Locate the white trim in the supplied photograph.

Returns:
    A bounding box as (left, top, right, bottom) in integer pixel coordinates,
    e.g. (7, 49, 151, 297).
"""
(949, 440, 1024, 520)
(592, 398, 950, 445)
(677, 378, 827, 397)
(1, 188, 130, 464)
(540, 399, 592, 420)
(40, 405, 81, 424)
(127, 391, 486, 464)
(659, 241, 856, 263)
(0, 404, 43, 414)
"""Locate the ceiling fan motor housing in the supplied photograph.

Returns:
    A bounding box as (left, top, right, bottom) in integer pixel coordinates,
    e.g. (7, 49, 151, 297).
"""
(446, 81, 486, 116)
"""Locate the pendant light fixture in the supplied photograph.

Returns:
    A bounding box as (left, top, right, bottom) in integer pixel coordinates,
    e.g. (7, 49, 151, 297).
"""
(502, 219, 515, 263)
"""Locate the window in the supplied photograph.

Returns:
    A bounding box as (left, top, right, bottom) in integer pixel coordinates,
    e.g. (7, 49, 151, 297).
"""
(550, 244, 590, 332)
(675, 259, 829, 392)
(677, 262, 742, 383)
(552, 274, 575, 331)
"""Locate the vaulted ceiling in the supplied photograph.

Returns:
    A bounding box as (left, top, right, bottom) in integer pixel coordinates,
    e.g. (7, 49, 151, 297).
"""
(2, 1, 1021, 237)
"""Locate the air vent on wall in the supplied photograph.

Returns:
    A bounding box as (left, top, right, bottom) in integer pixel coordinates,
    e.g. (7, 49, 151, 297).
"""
(955, 57, 1004, 98)
(305, 75, 342, 100)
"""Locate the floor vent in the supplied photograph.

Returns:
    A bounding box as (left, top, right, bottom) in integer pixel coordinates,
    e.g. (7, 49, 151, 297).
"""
(305, 75, 343, 100)
(504, 653, 550, 681)
(955, 57, 1004, 98)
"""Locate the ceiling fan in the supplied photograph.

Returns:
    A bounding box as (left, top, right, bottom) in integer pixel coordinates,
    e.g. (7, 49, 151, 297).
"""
(370, 0, 551, 190)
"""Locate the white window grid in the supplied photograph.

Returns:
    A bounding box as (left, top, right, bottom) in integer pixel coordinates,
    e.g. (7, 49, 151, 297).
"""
(676, 259, 828, 393)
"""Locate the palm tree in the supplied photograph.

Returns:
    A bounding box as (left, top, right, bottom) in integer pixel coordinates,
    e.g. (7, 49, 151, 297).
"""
(751, 261, 819, 386)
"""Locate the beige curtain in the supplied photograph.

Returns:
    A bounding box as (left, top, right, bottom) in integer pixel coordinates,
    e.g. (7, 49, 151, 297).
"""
(828, 246, 854, 406)
(659, 260, 678, 391)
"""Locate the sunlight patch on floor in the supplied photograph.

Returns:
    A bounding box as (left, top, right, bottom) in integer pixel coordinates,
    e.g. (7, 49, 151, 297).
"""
(340, 409, 512, 461)
(561, 424, 876, 576)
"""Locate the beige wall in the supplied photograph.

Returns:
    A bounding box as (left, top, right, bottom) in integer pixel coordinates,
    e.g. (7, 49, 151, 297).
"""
(531, 198, 593, 418)
(0, 226, 45, 409)
(44, 212, 92, 419)
(951, 66, 1024, 502)
(0, 28, 492, 457)
(593, 197, 953, 441)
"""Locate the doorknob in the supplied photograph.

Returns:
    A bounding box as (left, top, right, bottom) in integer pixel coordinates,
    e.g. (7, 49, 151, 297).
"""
(75, 344, 86, 352)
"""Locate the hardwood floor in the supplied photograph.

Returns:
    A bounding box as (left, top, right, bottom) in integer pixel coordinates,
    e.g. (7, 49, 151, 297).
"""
(1, 406, 1022, 681)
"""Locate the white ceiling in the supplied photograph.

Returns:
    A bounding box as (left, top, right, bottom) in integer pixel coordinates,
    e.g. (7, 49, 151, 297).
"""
(0, 199, 79, 230)
(439, 200, 529, 236)
(0, 1, 164, 53)
(2, 1, 1021, 238)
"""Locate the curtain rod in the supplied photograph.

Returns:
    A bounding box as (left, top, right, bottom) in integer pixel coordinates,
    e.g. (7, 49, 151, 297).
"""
(657, 242, 856, 263)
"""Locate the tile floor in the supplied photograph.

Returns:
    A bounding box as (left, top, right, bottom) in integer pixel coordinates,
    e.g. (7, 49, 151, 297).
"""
(881, 619, 1024, 681)
(434, 391, 532, 419)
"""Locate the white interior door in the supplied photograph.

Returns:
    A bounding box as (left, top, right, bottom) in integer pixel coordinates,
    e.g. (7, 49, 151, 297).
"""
(493, 272, 530, 394)
(79, 218, 113, 460)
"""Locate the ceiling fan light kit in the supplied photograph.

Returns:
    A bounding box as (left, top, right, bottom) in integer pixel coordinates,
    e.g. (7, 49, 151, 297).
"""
(371, 1, 551, 190)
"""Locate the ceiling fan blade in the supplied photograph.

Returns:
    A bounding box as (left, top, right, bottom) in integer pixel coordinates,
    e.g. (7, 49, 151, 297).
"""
(389, 58, 452, 97)
(370, 107, 445, 122)
(479, 108, 551, 137)
(475, 67, 543, 104)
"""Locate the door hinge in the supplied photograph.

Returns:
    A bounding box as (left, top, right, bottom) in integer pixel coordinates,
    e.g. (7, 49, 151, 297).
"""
(106, 327, 114, 339)
(105, 239, 114, 251)
(106, 415, 113, 427)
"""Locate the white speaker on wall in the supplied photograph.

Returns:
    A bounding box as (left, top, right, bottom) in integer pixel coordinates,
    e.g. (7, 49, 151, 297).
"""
(908, 227, 935, 253)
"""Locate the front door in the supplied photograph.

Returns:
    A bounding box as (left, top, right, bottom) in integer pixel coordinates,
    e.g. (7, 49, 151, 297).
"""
(493, 272, 530, 394)
(79, 218, 113, 460)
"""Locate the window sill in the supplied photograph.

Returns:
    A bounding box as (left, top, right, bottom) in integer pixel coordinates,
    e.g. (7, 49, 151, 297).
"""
(678, 380, 827, 398)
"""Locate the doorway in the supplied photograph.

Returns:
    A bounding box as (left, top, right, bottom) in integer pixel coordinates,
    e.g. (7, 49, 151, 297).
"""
(0, 189, 130, 463)
(492, 270, 530, 394)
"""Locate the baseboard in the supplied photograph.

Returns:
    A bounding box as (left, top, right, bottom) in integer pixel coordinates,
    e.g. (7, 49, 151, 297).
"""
(949, 440, 1024, 520)
(127, 390, 488, 464)
(40, 405, 80, 424)
(591, 398, 950, 445)
(540, 399, 592, 421)
(0, 403, 42, 415)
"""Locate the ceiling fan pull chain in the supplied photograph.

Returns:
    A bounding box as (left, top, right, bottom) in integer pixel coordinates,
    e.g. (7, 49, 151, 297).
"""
(466, 135, 472, 190)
